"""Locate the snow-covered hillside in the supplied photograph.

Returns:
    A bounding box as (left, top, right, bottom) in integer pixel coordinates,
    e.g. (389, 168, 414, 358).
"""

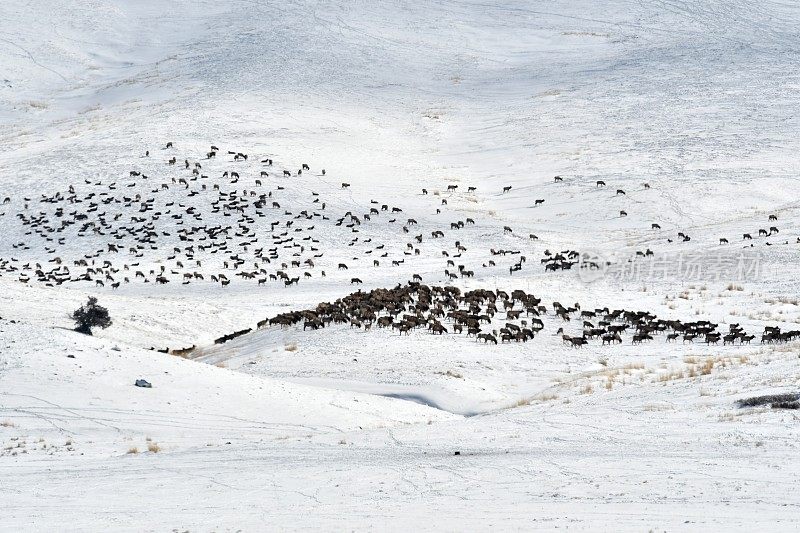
(2, 1, 800, 531)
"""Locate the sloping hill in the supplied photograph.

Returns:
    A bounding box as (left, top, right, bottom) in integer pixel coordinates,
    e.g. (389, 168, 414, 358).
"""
(3, 0, 800, 531)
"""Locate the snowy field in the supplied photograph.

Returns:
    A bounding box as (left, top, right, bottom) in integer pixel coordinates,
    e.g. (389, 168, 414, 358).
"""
(2, 1, 800, 531)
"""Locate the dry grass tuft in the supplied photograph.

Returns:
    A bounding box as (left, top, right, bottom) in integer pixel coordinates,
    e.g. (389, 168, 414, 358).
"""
(285, 342, 298, 352)
(528, 392, 558, 403)
(623, 362, 644, 371)
(147, 442, 161, 453)
(765, 296, 799, 306)
(718, 411, 745, 422)
(642, 403, 672, 411)
(658, 370, 684, 382)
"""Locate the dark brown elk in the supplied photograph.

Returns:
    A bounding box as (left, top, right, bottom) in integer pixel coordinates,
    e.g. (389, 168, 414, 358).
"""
(429, 323, 447, 335)
(478, 333, 497, 344)
(569, 337, 587, 348)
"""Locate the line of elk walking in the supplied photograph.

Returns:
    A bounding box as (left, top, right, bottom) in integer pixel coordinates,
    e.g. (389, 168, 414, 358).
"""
(221, 283, 776, 350)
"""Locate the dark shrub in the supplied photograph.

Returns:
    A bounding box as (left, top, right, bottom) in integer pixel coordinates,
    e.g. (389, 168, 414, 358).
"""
(736, 393, 799, 408)
(71, 296, 112, 335)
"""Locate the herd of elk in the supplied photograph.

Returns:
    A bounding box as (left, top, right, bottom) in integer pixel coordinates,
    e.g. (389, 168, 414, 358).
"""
(3, 141, 798, 361)
(199, 283, 767, 352)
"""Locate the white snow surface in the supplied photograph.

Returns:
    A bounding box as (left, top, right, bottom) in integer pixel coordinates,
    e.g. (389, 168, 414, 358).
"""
(2, 1, 800, 531)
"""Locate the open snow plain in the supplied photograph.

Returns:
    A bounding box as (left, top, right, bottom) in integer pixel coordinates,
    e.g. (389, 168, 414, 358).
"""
(3, 1, 800, 530)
